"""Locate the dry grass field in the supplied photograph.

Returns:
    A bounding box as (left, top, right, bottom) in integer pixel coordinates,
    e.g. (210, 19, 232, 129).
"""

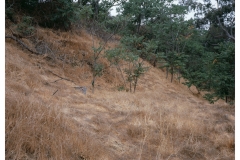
(5, 24, 235, 159)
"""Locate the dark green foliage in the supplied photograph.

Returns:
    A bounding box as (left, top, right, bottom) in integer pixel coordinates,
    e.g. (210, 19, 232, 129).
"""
(120, 35, 145, 55)
(145, 7, 191, 82)
(6, 0, 81, 30)
(124, 60, 148, 93)
(187, 0, 234, 103)
(181, 32, 207, 89)
(116, 0, 235, 103)
(120, 0, 167, 35)
(5, 6, 15, 22)
(117, 85, 125, 91)
(16, 16, 35, 36)
(204, 42, 235, 103)
(132, 62, 148, 92)
(160, 51, 188, 82)
(79, 0, 113, 21)
(92, 62, 104, 78)
(141, 40, 161, 66)
(182, 34, 235, 103)
(47, 1, 81, 29)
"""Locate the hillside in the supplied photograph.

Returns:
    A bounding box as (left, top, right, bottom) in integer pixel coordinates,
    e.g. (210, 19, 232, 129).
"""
(5, 24, 235, 159)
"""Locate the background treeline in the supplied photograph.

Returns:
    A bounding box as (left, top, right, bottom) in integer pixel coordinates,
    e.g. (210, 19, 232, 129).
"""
(5, 0, 235, 103)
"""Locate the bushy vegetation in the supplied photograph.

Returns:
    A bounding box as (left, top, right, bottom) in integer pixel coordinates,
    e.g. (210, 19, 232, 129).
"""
(109, 0, 235, 103)
(5, 0, 234, 101)
(16, 16, 36, 36)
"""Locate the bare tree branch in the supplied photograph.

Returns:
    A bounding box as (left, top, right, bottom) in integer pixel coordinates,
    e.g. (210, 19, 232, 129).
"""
(217, 16, 235, 41)
(5, 35, 42, 55)
(48, 70, 75, 84)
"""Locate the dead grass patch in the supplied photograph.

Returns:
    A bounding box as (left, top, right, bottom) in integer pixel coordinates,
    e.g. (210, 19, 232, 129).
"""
(5, 94, 111, 160)
(5, 23, 234, 160)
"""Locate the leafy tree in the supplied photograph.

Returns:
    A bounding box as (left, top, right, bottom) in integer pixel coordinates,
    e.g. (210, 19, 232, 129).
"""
(88, 10, 125, 93)
(146, 4, 190, 82)
(125, 60, 148, 93)
(180, 0, 235, 103)
(187, 0, 235, 43)
(203, 42, 235, 103)
(105, 47, 127, 87)
(119, 0, 173, 36)
(90, 43, 105, 93)
(77, 0, 120, 21)
(180, 30, 207, 93)
(47, 0, 81, 29)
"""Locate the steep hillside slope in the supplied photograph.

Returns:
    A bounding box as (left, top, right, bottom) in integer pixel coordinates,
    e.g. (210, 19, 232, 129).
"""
(6, 26, 234, 159)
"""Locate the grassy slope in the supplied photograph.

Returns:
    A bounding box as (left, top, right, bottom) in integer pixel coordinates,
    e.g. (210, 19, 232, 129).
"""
(5, 25, 235, 159)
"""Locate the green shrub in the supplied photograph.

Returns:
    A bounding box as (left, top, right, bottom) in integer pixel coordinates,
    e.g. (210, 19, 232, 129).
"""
(16, 16, 35, 36)
(117, 85, 125, 91)
(5, 7, 15, 22)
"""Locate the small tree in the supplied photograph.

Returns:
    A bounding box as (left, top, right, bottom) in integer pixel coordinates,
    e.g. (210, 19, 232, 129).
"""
(105, 47, 127, 87)
(91, 44, 105, 93)
(106, 48, 148, 93)
(87, 12, 125, 93)
(131, 61, 148, 93)
(105, 35, 148, 93)
(16, 16, 36, 36)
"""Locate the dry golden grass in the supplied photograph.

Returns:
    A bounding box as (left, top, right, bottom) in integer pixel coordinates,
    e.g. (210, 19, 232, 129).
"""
(6, 24, 235, 159)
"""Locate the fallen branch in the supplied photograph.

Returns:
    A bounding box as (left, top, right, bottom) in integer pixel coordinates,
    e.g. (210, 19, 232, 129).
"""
(9, 28, 36, 39)
(5, 35, 41, 55)
(48, 70, 75, 84)
(52, 89, 58, 95)
(52, 78, 64, 83)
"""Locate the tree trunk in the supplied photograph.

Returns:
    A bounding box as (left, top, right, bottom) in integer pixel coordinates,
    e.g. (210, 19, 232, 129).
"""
(92, 75, 95, 93)
(117, 65, 126, 88)
(153, 55, 157, 67)
(136, 14, 141, 34)
(178, 68, 180, 83)
(129, 81, 132, 93)
(93, 0, 99, 20)
(166, 67, 169, 79)
(133, 77, 138, 93)
(171, 67, 173, 83)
